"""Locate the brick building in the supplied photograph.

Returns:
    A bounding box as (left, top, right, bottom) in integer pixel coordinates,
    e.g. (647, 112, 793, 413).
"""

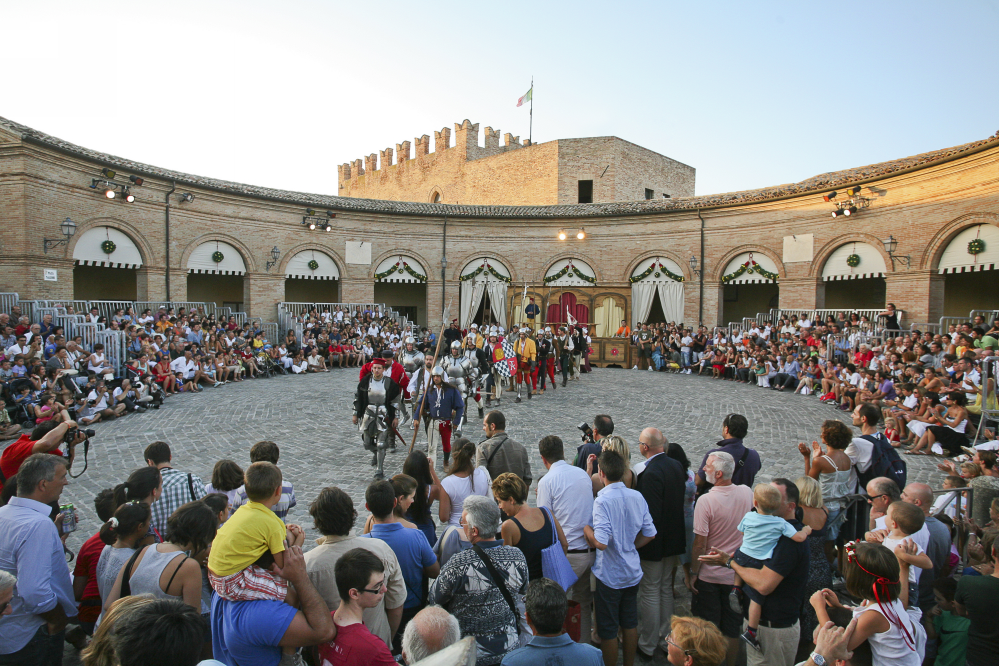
(337, 119, 696, 205)
(2, 114, 998, 342)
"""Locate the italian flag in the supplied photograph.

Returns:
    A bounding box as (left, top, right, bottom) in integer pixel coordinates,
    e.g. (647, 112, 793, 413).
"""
(516, 87, 532, 107)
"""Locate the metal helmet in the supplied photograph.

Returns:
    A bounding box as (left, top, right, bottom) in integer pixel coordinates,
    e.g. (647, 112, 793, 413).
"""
(405, 336, 415, 344)
(450, 341, 462, 350)
(431, 366, 445, 377)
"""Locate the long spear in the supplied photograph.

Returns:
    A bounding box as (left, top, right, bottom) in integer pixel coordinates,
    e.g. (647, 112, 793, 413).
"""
(409, 298, 452, 454)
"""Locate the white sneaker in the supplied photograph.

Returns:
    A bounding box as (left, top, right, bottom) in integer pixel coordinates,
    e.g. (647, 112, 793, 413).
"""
(633, 365, 638, 370)
(648, 367, 653, 371)
(213, 381, 222, 388)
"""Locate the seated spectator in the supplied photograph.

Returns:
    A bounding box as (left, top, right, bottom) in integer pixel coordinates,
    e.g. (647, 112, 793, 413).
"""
(318, 548, 397, 666)
(229, 440, 297, 521)
(501, 578, 602, 665)
(429, 495, 529, 666)
(401, 606, 461, 664)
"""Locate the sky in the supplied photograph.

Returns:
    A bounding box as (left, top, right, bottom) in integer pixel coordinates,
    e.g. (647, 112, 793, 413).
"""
(2, 0, 996, 198)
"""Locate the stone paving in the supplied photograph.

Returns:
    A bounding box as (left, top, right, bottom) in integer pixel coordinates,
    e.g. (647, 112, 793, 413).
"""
(43, 366, 941, 665)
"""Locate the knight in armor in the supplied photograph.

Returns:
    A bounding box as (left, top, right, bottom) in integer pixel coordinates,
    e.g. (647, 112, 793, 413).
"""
(352, 358, 400, 479)
(398, 336, 425, 412)
(360, 350, 410, 445)
(440, 341, 470, 426)
(460, 334, 488, 419)
(513, 329, 537, 403)
(425, 366, 463, 469)
(408, 355, 448, 437)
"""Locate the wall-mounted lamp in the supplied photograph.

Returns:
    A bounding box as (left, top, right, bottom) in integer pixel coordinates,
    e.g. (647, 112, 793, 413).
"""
(882, 235, 911, 270)
(689, 255, 701, 278)
(576, 228, 586, 240)
(44, 217, 77, 253)
(179, 193, 195, 203)
(557, 229, 567, 241)
(265, 246, 281, 271)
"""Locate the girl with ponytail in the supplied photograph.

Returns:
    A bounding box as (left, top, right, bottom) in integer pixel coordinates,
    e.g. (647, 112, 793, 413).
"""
(112, 467, 162, 544)
(810, 540, 926, 664)
(95, 501, 151, 608)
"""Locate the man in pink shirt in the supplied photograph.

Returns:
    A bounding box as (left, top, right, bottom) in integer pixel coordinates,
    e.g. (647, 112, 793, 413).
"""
(688, 451, 754, 665)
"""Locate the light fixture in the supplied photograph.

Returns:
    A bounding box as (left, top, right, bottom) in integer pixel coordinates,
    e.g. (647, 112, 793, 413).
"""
(104, 188, 116, 199)
(265, 246, 281, 271)
(123, 188, 135, 203)
(326, 211, 336, 218)
(846, 185, 862, 196)
(128, 175, 144, 186)
(101, 167, 116, 180)
(558, 229, 567, 241)
(44, 217, 78, 253)
(843, 205, 857, 216)
(823, 191, 837, 202)
(179, 193, 195, 203)
(831, 208, 841, 218)
(321, 222, 332, 232)
(576, 228, 586, 240)
(308, 220, 316, 230)
(882, 234, 911, 269)
(689, 255, 701, 278)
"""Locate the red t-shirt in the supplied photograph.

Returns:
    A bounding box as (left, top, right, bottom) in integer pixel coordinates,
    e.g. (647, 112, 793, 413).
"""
(318, 621, 396, 666)
(0, 435, 63, 491)
(73, 532, 105, 622)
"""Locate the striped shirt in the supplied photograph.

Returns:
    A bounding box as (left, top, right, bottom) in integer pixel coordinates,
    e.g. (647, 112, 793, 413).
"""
(230, 482, 297, 521)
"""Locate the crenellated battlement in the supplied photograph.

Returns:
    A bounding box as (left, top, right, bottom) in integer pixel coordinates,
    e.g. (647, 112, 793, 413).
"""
(337, 119, 538, 189)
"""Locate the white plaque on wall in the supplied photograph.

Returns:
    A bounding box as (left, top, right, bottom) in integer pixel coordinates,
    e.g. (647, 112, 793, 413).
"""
(782, 234, 814, 263)
(346, 241, 372, 265)
(44, 269, 58, 281)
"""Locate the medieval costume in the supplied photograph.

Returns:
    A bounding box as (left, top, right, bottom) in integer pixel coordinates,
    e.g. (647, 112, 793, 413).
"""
(425, 367, 464, 468)
(353, 359, 401, 479)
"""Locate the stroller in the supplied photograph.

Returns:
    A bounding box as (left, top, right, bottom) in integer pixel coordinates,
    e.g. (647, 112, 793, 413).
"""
(8, 378, 38, 427)
(255, 351, 278, 378)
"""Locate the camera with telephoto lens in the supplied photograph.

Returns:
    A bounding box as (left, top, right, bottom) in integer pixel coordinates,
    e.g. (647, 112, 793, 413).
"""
(578, 422, 594, 444)
(64, 427, 95, 444)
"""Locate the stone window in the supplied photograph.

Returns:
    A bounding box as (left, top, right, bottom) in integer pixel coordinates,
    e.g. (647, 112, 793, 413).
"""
(578, 180, 593, 204)
(431, 191, 442, 203)
(645, 188, 654, 200)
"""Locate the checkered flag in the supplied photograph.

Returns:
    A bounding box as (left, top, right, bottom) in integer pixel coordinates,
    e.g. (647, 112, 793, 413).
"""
(495, 339, 517, 378)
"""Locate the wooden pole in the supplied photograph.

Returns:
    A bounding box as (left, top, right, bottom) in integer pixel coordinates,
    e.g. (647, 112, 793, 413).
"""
(409, 304, 452, 454)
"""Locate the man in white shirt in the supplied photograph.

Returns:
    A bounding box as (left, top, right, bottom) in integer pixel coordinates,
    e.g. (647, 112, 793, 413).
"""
(88, 381, 126, 419)
(680, 333, 693, 374)
(169, 350, 204, 387)
(536, 434, 595, 644)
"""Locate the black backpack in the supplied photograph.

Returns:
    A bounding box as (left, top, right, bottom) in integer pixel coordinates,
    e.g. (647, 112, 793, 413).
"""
(858, 432, 907, 490)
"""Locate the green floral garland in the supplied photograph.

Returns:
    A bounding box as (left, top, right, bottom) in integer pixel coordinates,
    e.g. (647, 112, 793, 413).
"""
(544, 264, 596, 284)
(968, 238, 986, 255)
(630, 260, 684, 283)
(721, 260, 779, 284)
(212, 250, 225, 263)
(459, 263, 512, 283)
(101, 240, 116, 254)
(846, 254, 861, 268)
(308, 259, 320, 270)
(375, 260, 427, 282)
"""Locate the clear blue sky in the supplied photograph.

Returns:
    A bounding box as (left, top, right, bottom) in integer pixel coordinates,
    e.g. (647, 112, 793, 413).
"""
(2, 0, 996, 198)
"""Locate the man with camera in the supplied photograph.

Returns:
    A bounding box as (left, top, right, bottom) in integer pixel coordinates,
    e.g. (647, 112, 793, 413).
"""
(574, 414, 613, 474)
(0, 420, 87, 492)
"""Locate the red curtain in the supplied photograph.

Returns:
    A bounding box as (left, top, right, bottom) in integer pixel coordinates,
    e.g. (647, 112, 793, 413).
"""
(575, 304, 589, 324)
(546, 293, 588, 325)
(546, 303, 562, 324)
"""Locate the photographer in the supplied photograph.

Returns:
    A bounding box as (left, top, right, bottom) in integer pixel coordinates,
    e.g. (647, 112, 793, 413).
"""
(87, 381, 126, 420)
(574, 414, 613, 474)
(0, 420, 85, 491)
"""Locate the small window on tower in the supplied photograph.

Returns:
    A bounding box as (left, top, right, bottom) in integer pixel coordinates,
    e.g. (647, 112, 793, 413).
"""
(578, 180, 593, 204)
(645, 188, 654, 200)
(431, 191, 441, 203)
(662, 193, 671, 199)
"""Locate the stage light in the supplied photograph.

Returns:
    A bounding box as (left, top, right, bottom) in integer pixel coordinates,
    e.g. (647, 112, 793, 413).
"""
(844, 205, 857, 216)
(823, 191, 837, 202)
(558, 229, 567, 241)
(831, 208, 840, 218)
(846, 186, 862, 196)
(101, 168, 116, 179)
(123, 190, 135, 203)
(576, 228, 586, 240)
(128, 175, 144, 186)
(323, 222, 332, 232)
(306, 208, 316, 216)
(308, 220, 316, 230)
(326, 211, 336, 218)
(105, 188, 116, 199)
(180, 193, 195, 203)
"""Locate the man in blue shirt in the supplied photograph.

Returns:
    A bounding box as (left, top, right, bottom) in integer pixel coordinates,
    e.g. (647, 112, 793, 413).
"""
(502, 578, 602, 666)
(362, 480, 439, 652)
(186, 323, 204, 345)
(0, 453, 77, 665)
(694, 413, 762, 491)
(584, 450, 657, 666)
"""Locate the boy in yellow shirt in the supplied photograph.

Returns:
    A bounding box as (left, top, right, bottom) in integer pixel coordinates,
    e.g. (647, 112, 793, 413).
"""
(208, 461, 304, 601)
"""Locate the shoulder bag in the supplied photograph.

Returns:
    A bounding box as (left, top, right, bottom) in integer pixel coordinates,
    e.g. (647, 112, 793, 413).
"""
(471, 544, 529, 644)
(539, 508, 578, 591)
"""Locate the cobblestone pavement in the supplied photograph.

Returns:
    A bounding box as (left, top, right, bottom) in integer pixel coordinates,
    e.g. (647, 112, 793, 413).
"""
(47, 367, 940, 665)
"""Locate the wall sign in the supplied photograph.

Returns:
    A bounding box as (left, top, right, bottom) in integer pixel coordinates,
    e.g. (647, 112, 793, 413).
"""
(44, 269, 58, 281)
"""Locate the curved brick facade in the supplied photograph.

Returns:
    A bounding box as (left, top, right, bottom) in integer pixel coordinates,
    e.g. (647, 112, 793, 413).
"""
(2, 115, 998, 328)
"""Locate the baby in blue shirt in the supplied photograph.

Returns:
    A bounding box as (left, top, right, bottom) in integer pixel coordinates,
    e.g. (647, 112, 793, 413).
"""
(732, 484, 811, 652)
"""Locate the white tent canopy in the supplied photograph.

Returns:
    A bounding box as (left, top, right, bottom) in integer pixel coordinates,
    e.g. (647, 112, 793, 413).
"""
(73, 226, 143, 268)
(286, 250, 340, 280)
(544, 258, 596, 286)
(721, 252, 779, 284)
(376, 255, 427, 283)
(821, 242, 887, 280)
(460, 258, 510, 328)
(188, 241, 246, 275)
(937, 223, 999, 274)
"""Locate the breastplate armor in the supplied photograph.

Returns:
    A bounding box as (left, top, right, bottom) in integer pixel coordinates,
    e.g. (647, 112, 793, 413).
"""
(402, 350, 424, 373)
(443, 355, 466, 379)
(366, 381, 387, 406)
(462, 350, 480, 369)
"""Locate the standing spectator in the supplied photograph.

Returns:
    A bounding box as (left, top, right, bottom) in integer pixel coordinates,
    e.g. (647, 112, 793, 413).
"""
(902, 483, 952, 614)
(145, 441, 207, 536)
(493, 472, 568, 580)
(440, 438, 492, 528)
(71, 488, 117, 635)
(634, 427, 687, 660)
(926, 577, 969, 666)
(401, 606, 461, 664)
(501, 578, 603, 666)
(0, 454, 77, 665)
(204, 459, 245, 506)
(429, 495, 529, 666)
(536, 434, 596, 645)
(694, 414, 762, 491)
(955, 538, 999, 666)
(363, 480, 440, 651)
(689, 452, 754, 666)
(584, 450, 657, 666)
(0, 570, 15, 617)
(799, 420, 853, 566)
(700, 479, 812, 666)
(477, 411, 532, 487)
(305, 487, 406, 649)
(319, 549, 397, 666)
(95, 501, 152, 607)
(665, 616, 729, 666)
(228, 441, 297, 521)
(575, 414, 613, 474)
(111, 598, 207, 666)
(0, 420, 79, 493)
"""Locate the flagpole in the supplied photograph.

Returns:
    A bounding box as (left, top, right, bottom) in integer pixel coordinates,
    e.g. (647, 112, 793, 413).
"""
(529, 76, 533, 144)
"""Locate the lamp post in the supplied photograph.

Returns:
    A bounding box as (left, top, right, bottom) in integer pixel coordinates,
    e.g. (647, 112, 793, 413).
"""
(43, 217, 77, 253)
(265, 246, 281, 271)
(689, 255, 701, 278)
